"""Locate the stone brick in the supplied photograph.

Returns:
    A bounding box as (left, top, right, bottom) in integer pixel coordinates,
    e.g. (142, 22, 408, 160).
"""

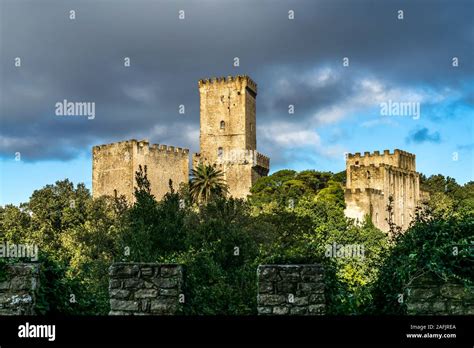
(290, 306, 308, 315)
(109, 289, 130, 299)
(257, 306, 272, 315)
(407, 302, 431, 313)
(296, 282, 323, 296)
(258, 282, 274, 294)
(109, 279, 122, 290)
(308, 304, 325, 314)
(110, 299, 139, 312)
(159, 288, 178, 296)
(109, 310, 132, 316)
(309, 293, 325, 304)
(293, 296, 309, 306)
(153, 277, 178, 289)
(465, 305, 474, 315)
(0, 281, 10, 290)
(279, 270, 301, 282)
(440, 285, 468, 300)
(140, 267, 154, 277)
(446, 302, 463, 314)
(257, 294, 286, 306)
(258, 266, 280, 282)
(135, 289, 158, 299)
(409, 287, 438, 300)
(150, 301, 177, 314)
(109, 264, 139, 278)
(10, 277, 31, 290)
(122, 279, 144, 289)
(275, 282, 296, 294)
(431, 302, 446, 312)
(160, 265, 182, 277)
(272, 306, 289, 315)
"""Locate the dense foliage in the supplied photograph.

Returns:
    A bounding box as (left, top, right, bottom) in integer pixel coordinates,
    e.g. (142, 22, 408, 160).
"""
(0, 167, 472, 315)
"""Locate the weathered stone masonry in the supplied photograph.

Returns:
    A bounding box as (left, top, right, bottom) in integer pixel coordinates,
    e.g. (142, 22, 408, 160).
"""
(406, 273, 474, 315)
(93, 75, 270, 203)
(0, 263, 39, 315)
(193, 75, 270, 199)
(257, 264, 325, 315)
(109, 263, 184, 315)
(344, 149, 427, 232)
(93, 140, 189, 203)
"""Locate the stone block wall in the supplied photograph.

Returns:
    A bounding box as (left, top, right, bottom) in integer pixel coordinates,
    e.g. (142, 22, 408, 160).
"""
(406, 274, 474, 315)
(257, 264, 325, 315)
(0, 263, 39, 315)
(109, 263, 184, 315)
(93, 139, 189, 203)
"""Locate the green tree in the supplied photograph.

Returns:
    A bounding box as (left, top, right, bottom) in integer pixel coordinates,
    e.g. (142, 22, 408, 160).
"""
(189, 164, 229, 204)
(370, 208, 473, 314)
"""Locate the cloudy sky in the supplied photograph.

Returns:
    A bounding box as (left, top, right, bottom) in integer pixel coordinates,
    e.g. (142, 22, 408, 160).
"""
(1, 0, 473, 205)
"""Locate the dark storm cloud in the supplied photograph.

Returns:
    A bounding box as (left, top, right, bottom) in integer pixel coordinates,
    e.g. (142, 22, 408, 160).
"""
(406, 127, 441, 144)
(0, 0, 472, 163)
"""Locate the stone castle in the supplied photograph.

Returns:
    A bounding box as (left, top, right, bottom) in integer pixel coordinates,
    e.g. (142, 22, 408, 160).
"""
(92, 75, 424, 232)
(93, 75, 270, 202)
(344, 149, 424, 231)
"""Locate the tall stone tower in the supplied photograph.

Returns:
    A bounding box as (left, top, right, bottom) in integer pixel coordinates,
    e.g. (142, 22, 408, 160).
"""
(193, 75, 270, 198)
(344, 149, 423, 232)
(93, 139, 189, 203)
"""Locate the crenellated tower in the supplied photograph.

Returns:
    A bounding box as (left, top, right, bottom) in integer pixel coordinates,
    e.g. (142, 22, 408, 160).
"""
(193, 75, 270, 198)
(344, 149, 424, 232)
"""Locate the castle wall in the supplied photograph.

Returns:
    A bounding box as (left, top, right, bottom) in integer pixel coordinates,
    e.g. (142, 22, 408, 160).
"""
(93, 140, 135, 202)
(345, 149, 420, 232)
(93, 140, 189, 203)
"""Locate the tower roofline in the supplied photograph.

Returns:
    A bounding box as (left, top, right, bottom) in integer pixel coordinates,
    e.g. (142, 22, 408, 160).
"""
(198, 75, 257, 94)
(347, 149, 415, 159)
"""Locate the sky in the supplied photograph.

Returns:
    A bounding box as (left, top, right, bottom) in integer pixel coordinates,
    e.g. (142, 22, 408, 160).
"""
(0, 0, 473, 206)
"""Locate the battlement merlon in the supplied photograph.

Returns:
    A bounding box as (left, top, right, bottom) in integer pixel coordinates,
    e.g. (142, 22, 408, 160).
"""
(346, 149, 416, 171)
(92, 139, 189, 156)
(255, 152, 270, 170)
(198, 75, 257, 95)
(347, 149, 415, 160)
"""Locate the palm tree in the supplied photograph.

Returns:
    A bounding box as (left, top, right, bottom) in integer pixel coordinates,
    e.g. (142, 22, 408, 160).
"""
(189, 164, 229, 204)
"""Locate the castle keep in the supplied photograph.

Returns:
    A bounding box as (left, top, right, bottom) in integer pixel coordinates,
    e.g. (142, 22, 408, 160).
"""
(193, 76, 270, 198)
(344, 149, 422, 231)
(93, 140, 189, 202)
(93, 75, 269, 201)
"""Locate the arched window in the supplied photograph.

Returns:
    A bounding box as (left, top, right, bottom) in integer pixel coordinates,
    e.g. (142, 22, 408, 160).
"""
(218, 147, 223, 158)
(220, 120, 225, 130)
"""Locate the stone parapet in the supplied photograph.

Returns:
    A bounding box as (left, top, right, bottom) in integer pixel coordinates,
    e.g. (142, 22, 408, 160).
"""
(0, 263, 40, 315)
(109, 263, 184, 315)
(257, 264, 325, 315)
